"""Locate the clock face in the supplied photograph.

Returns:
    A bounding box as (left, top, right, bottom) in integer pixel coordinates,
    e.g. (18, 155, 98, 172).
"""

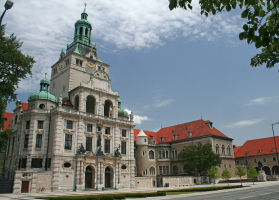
(86, 59, 96, 72)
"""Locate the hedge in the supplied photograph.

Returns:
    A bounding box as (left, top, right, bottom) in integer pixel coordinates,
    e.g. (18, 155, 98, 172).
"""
(162, 185, 243, 193)
(157, 191, 166, 196)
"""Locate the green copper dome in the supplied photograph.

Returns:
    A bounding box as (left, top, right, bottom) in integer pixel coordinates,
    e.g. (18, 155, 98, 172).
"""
(28, 91, 57, 103)
(118, 98, 129, 118)
(28, 74, 57, 103)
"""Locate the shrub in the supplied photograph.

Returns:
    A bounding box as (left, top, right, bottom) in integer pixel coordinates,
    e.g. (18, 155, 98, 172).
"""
(99, 196, 114, 200)
(113, 195, 125, 199)
(146, 192, 158, 197)
(157, 191, 166, 196)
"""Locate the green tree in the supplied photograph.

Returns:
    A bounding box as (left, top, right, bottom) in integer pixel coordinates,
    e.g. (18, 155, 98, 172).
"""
(0, 24, 35, 153)
(178, 142, 222, 175)
(169, 0, 279, 68)
(235, 164, 246, 186)
(207, 166, 219, 186)
(248, 164, 258, 185)
(222, 168, 232, 185)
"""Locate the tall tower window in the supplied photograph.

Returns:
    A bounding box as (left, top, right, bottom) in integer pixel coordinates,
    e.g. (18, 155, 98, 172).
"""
(79, 27, 83, 35)
(85, 28, 88, 37)
(104, 100, 113, 117)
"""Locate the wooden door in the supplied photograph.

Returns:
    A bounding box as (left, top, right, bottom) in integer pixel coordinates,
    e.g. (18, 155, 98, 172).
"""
(21, 181, 29, 193)
(85, 172, 92, 188)
(105, 172, 110, 188)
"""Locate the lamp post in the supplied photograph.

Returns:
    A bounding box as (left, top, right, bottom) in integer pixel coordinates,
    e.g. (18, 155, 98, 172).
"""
(272, 123, 279, 168)
(0, 0, 14, 26)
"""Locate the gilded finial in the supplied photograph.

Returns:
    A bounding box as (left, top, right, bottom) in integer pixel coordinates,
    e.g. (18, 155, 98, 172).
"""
(84, 2, 87, 11)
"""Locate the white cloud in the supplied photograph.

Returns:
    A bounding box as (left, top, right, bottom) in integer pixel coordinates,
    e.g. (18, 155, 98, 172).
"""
(245, 97, 277, 105)
(154, 99, 173, 107)
(2, 0, 244, 93)
(224, 119, 265, 128)
(124, 109, 151, 125)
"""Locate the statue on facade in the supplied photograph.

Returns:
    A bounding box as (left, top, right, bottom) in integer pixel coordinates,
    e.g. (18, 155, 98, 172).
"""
(76, 143, 86, 155)
(114, 144, 121, 158)
(96, 135, 104, 156)
(58, 94, 62, 107)
(130, 112, 134, 121)
(97, 135, 101, 147)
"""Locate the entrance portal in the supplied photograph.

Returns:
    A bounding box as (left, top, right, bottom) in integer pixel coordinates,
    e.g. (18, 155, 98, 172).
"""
(85, 166, 95, 189)
(21, 181, 29, 193)
(105, 166, 113, 188)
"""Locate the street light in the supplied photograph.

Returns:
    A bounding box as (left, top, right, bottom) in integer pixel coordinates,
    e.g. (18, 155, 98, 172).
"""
(272, 122, 279, 168)
(0, 0, 14, 26)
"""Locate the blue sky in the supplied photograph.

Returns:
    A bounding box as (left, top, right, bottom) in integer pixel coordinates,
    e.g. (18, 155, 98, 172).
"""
(2, 0, 279, 146)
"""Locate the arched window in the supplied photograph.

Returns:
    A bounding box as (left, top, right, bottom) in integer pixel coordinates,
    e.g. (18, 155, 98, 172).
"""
(86, 95, 95, 114)
(222, 145, 225, 155)
(79, 27, 83, 35)
(74, 95, 79, 111)
(75, 28, 77, 37)
(149, 167, 155, 175)
(216, 144, 220, 154)
(85, 28, 88, 37)
(227, 146, 231, 156)
(173, 166, 179, 174)
(104, 100, 113, 117)
(149, 150, 154, 159)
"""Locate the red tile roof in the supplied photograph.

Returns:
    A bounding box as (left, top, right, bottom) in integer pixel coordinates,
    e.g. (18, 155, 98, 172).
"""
(234, 136, 279, 158)
(134, 129, 156, 142)
(233, 146, 242, 154)
(134, 119, 230, 143)
(63, 100, 73, 106)
(21, 102, 28, 110)
(3, 112, 13, 131)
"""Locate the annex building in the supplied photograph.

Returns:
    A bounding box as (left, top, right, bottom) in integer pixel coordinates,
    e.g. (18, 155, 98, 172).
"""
(2, 6, 236, 193)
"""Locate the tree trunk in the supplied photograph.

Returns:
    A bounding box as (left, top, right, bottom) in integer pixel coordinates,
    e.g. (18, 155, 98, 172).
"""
(240, 176, 242, 186)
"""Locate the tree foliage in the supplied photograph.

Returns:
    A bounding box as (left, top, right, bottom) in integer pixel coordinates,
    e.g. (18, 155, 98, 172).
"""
(222, 168, 232, 185)
(0, 25, 35, 152)
(235, 164, 246, 185)
(0, 25, 35, 103)
(178, 142, 222, 175)
(248, 164, 258, 185)
(169, 0, 279, 68)
(207, 166, 219, 186)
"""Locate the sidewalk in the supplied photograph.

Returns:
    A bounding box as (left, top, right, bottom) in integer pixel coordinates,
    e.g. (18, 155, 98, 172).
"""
(0, 181, 279, 200)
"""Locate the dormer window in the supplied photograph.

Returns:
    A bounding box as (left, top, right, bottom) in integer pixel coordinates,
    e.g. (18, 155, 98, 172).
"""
(172, 130, 175, 133)
(160, 137, 164, 142)
(206, 122, 213, 128)
(271, 148, 275, 152)
(188, 132, 192, 138)
(258, 149, 261, 153)
(186, 127, 189, 130)
(173, 135, 178, 140)
(245, 151, 249, 155)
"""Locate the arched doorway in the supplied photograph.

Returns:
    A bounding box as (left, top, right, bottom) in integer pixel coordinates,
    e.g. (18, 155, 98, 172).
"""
(74, 95, 79, 111)
(272, 165, 279, 175)
(104, 100, 112, 117)
(105, 166, 113, 188)
(85, 166, 95, 189)
(263, 166, 271, 175)
(86, 95, 95, 114)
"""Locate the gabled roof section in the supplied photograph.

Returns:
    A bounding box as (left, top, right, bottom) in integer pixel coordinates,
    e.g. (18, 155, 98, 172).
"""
(156, 119, 230, 143)
(233, 146, 242, 154)
(3, 112, 13, 131)
(134, 129, 156, 142)
(234, 136, 279, 158)
(21, 102, 28, 110)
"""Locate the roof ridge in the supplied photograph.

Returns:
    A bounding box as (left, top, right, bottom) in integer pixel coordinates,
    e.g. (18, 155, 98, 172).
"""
(159, 119, 205, 130)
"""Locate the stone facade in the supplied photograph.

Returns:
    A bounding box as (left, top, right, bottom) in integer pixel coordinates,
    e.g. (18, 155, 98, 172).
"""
(4, 7, 135, 193)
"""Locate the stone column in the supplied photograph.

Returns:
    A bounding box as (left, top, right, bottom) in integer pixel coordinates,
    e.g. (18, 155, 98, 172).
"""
(51, 114, 63, 192)
(76, 155, 85, 191)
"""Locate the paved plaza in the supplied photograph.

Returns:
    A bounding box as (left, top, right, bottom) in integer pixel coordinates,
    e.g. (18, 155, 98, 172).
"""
(1, 181, 279, 200)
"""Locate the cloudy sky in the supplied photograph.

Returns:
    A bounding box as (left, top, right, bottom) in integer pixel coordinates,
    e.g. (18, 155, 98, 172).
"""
(3, 0, 279, 146)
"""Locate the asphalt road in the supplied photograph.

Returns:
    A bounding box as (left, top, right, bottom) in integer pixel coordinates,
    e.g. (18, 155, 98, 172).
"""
(147, 184, 279, 200)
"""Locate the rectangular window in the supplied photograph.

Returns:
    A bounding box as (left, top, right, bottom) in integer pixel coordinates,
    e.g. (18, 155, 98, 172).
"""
(76, 59, 79, 65)
(159, 166, 162, 175)
(158, 151, 161, 159)
(80, 61, 83, 66)
(245, 160, 248, 165)
(254, 159, 257, 163)
(66, 120, 73, 129)
(121, 141, 126, 155)
(162, 151, 165, 158)
(31, 158, 43, 168)
(166, 151, 169, 158)
(47, 158, 51, 168)
(24, 135, 28, 148)
(21, 158, 27, 168)
(273, 157, 276, 161)
(263, 158, 267, 162)
(37, 121, 43, 129)
(11, 136, 15, 154)
(86, 137, 92, 152)
(87, 124, 92, 132)
(104, 139, 110, 153)
(26, 121, 30, 129)
(65, 134, 72, 150)
(236, 160, 239, 165)
(122, 130, 126, 137)
(97, 126, 101, 132)
(18, 159, 21, 169)
(36, 134, 42, 148)
(105, 127, 110, 135)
